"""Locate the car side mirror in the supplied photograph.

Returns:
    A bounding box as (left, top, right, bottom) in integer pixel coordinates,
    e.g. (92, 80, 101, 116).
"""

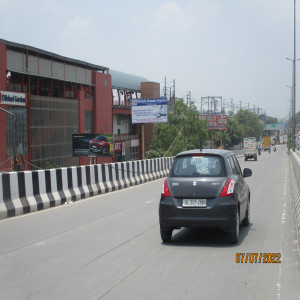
(243, 168, 252, 178)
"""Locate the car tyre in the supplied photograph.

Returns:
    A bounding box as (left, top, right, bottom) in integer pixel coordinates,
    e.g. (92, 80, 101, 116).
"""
(160, 228, 173, 243)
(229, 208, 239, 244)
(242, 199, 250, 227)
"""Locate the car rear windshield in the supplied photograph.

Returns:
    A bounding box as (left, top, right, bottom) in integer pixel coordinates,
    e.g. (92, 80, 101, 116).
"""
(170, 155, 226, 177)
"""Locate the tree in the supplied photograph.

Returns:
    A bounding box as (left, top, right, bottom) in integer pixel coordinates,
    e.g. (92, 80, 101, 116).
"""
(234, 110, 262, 137)
(265, 117, 278, 124)
(223, 118, 244, 148)
(146, 99, 209, 158)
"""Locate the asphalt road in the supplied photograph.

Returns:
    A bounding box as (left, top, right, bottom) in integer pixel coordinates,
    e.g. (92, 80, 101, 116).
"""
(0, 145, 299, 300)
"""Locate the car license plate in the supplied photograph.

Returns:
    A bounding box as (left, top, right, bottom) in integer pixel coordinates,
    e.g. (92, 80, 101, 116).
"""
(183, 199, 207, 207)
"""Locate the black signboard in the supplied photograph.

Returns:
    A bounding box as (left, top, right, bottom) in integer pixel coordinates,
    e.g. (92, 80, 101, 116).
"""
(72, 133, 113, 157)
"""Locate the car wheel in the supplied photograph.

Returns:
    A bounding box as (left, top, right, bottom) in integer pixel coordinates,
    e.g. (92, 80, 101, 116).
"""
(160, 228, 173, 243)
(229, 208, 239, 244)
(242, 199, 250, 227)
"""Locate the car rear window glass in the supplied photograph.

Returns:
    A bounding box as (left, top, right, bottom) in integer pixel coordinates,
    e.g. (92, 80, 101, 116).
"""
(227, 156, 235, 174)
(232, 155, 242, 175)
(227, 156, 240, 175)
(170, 155, 225, 177)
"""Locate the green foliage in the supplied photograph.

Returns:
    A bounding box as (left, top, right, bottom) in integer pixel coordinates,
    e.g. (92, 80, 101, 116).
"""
(223, 118, 244, 147)
(146, 103, 268, 155)
(146, 99, 209, 157)
(44, 161, 58, 169)
(234, 110, 262, 138)
(265, 117, 278, 125)
(145, 149, 165, 159)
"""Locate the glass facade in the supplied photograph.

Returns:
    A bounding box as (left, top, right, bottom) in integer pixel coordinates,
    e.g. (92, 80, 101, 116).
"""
(6, 107, 28, 156)
(30, 96, 79, 169)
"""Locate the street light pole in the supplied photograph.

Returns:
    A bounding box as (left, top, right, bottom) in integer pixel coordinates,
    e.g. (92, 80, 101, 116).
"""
(286, 85, 293, 138)
(286, 0, 297, 151)
(293, 0, 296, 151)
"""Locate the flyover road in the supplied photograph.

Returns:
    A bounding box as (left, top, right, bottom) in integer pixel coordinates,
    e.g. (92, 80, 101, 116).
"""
(0, 145, 299, 300)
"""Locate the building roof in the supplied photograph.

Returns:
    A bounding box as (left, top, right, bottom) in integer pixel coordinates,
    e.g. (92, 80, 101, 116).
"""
(110, 69, 148, 91)
(0, 38, 109, 72)
(1, 38, 150, 90)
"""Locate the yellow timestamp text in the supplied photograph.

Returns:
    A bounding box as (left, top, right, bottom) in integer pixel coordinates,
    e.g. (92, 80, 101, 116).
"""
(236, 253, 281, 263)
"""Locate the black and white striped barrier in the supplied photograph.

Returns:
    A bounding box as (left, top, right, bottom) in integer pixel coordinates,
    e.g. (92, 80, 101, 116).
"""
(289, 152, 300, 256)
(0, 157, 173, 219)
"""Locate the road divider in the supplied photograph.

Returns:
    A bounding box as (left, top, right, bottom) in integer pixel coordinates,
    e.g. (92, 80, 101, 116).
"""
(0, 157, 173, 219)
(289, 151, 300, 256)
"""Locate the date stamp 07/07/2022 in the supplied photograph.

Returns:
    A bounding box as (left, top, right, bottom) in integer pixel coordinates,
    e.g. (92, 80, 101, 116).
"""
(236, 253, 281, 264)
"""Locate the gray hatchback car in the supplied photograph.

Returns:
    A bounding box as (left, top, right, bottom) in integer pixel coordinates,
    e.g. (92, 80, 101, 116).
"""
(159, 149, 252, 244)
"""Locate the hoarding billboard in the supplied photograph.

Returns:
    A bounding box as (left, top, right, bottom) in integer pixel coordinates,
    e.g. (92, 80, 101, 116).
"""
(206, 115, 228, 130)
(72, 133, 113, 157)
(263, 123, 287, 131)
(0, 91, 26, 106)
(131, 97, 168, 124)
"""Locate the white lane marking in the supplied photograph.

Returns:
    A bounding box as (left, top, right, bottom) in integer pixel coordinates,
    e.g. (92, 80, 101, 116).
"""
(277, 160, 288, 299)
(36, 242, 45, 246)
(145, 201, 152, 204)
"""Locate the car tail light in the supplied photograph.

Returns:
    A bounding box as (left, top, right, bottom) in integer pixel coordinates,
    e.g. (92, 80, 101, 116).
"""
(161, 179, 171, 197)
(219, 178, 235, 197)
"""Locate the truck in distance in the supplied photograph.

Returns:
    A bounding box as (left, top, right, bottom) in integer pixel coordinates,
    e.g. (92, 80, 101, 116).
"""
(243, 137, 258, 161)
(263, 136, 271, 151)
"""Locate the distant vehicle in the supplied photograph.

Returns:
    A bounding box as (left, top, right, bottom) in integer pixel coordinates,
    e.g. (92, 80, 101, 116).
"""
(89, 135, 110, 154)
(159, 149, 252, 244)
(243, 137, 258, 161)
(263, 136, 271, 151)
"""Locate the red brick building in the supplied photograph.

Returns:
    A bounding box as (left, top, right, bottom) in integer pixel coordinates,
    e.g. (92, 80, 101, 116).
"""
(0, 39, 160, 171)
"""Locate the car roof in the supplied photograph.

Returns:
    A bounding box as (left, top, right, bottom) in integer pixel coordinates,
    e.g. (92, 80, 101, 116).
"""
(175, 149, 234, 158)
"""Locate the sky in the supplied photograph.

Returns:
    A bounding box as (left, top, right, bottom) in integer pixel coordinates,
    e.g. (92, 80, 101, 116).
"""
(0, 0, 298, 120)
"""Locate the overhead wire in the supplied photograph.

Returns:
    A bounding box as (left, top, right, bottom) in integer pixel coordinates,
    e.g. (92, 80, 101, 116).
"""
(164, 127, 183, 157)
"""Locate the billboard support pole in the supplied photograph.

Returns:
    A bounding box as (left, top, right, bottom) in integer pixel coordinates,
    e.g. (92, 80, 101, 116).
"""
(220, 130, 223, 149)
(142, 123, 145, 159)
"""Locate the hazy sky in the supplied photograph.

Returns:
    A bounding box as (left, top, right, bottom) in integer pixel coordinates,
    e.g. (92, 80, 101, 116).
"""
(0, 0, 298, 119)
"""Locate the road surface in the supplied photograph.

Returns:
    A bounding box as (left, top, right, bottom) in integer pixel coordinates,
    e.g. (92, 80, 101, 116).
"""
(0, 145, 299, 299)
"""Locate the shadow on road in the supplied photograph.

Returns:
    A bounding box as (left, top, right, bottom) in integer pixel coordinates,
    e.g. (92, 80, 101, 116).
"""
(162, 224, 253, 248)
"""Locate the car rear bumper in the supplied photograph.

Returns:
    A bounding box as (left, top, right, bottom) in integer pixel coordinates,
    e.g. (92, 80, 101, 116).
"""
(159, 196, 237, 230)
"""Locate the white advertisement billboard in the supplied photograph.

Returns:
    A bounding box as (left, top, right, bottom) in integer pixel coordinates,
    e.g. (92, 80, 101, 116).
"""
(131, 98, 168, 124)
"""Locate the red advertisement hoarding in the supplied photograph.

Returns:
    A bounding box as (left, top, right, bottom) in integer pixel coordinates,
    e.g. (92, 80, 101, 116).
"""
(206, 115, 228, 130)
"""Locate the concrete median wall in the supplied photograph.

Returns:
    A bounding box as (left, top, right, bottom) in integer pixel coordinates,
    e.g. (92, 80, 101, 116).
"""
(289, 152, 300, 254)
(0, 157, 173, 219)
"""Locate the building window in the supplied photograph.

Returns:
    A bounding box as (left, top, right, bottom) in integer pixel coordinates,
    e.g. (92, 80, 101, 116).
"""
(53, 79, 63, 98)
(7, 72, 28, 93)
(112, 89, 119, 105)
(85, 111, 93, 133)
(65, 82, 74, 98)
(129, 123, 137, 134)
(85, 86, 94, 100)
(39, 77, 51, 96)
(30, 76, 38, 95)
(6, 107, 28, 157)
